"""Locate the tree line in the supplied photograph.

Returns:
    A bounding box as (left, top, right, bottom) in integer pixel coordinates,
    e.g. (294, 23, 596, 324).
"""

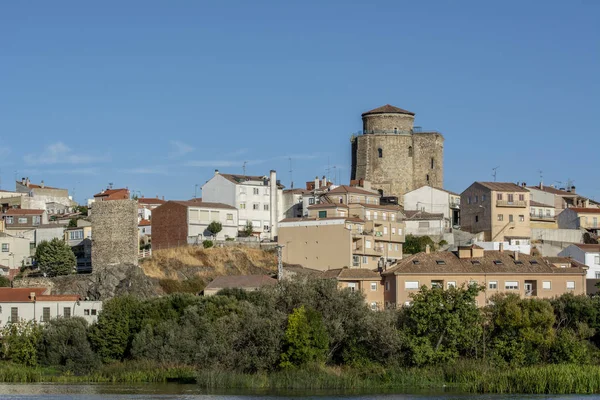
(1, 278, 599, 375)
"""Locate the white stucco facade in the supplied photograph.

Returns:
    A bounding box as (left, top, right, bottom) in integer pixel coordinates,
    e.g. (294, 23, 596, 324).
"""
(0, 233, 32, 269)
(559, 245, 600, 279)
(403, 186, 460, 227)
(187, 204, 238, 242)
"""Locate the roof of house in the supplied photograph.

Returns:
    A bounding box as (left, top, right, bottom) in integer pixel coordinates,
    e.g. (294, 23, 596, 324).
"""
(138, 197, 167, 205)
(574, 244, 600, 252)
(219, 173, 267, 184)
(0, 288, 48, 302)
(94, 188, 129, 197)
(567, 208, 600, 214)
(474, 182, 529, 192)
(322, 268, 381, 280)
(527, 185, 577, 196)
(352, 203, 402, 211)
(382, 250, 586, 276)
(279, 216, 364, 224)
(3, 209, 45, 216)
(307, 203, 349, 209)
(530, 200, 554, 208)
(284, 188, 309, 195)
(139, 219, 151, 226)
(204, 275, 277, 291)
(16, 181, 60, 190)
(37, 294, 81, 301)
(172, 200, 237, 210)
(404, 210, 444, 220)
(362, 104, 415, 117)
(405, 185, 460, 197)
(328, 185, 379, 196)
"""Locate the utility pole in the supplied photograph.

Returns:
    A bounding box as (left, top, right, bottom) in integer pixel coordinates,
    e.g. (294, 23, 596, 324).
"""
(276, 245, 284, 281)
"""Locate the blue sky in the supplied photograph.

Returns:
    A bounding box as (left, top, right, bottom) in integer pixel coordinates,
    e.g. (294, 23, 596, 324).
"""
(1, 1, 598, 202)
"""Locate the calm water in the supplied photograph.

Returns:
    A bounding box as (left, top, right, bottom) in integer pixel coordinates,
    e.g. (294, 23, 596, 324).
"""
(0, 384, 596, 400)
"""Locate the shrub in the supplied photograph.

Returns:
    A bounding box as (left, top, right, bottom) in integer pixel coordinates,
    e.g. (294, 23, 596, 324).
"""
(207, 221, 223, 236)
(203, 240, 213, 249)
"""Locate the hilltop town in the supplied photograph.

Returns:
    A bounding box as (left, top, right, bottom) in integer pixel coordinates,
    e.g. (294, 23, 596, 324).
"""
(0, 104, 598, 320)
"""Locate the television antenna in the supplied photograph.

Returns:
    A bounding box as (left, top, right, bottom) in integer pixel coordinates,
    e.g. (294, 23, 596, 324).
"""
(492, 166, 500, 182)
(288, 157, 293, 189)
(538, 170, 543, 185)
(242, 161, 247, 175)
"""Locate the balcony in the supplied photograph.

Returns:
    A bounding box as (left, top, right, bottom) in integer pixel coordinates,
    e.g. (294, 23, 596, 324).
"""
(374, 246, 384, 253)
(450, 202, 460, 209)
(530, 213, 555, 221)
(496, 200, 527, 208)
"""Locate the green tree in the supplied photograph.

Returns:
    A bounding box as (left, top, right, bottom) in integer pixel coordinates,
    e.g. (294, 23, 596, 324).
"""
(0, 320, 41, 366)
(403, 235, 436, 254)
(75, 206, 89, 216)
(38, 317, 100, 374)
(398, 283, 483, 366)
(34, 238, 76, 277)
(280, 305, 329, 368)
(0, 276, 11, 287)
(207, 221, 223, 236)
(68, 218, 78, 228)
(243, 221, 253, 237)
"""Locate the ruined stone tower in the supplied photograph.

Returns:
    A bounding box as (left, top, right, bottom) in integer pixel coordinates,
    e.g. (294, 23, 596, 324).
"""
(351, 105, 444, 202)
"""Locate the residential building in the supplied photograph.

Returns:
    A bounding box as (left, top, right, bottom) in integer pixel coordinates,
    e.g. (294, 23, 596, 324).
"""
(152, 201, 238, 250)
(203, 275, 277, 296)
(1, 209, 48, 231)
(0, 190, 27, 213)
(526, 183, 600, 219)
(278, 191, 405, 271)
(138, 219, 151, 236)
(300, 177, 335, 216)
(530, 201, 557, 229)
(461, 182, 531, 242)
(403, 185, 460, 227)
(351, 104, 444, 200)
(93, 188, 130, 202)
(381, 246, 586, 308)
(403, 210, 447, 237)
(14, 178, 77, 215)
(0, 288, 102, 328)
(137, 197, 167, 222)
(282, 188, 307, 219)
(201, 170, 283, 240)
(322, 268, 384, 310)
(558, 244, 600, 279)
(64, 220, 92, 273)
(557, 208, 600, 235)
(0, 232, 32, 269)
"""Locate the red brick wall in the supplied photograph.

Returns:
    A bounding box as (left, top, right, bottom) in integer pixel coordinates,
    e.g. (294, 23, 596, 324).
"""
(151, 202, 189, 250)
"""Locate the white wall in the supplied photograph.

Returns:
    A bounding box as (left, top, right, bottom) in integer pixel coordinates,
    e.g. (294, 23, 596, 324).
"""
(0, 234, 31, 268)
(474, 241, 531, 255)
(201, 174, 237, 207)
(404, 186, 451, 221)
(558, 245, 599, 279)
(187, 206, 238, 241)
(404, 219, 445, 236)
(527, 188, 556, 209)
(0, 300, 102, 329)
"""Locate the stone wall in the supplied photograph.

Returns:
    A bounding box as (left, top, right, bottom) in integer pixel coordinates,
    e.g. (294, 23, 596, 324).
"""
(362, 113, 414, 133)
(91, 200, 139, 268)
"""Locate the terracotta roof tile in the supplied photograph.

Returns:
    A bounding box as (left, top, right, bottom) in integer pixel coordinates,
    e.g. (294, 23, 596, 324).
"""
(322, 268, 381, 280)
(567, 208, 600, 214)
(527, 185, 577, 196)
(139, 219, 151, 226)
(0, 288, 48, 302)
(279, 216, 364, 223)
(138, 197, 167, 205)
(94, 188, 129, 197)
(37, 295, 81, 301)
(362, 104, 415, 117)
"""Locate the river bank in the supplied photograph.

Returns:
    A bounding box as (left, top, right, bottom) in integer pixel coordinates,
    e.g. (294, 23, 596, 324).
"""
(1, 361, 600, 395)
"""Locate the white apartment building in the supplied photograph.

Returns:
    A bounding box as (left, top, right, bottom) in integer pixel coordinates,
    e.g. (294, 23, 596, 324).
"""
(559, 244, 600, 279)
(201, 170, 284, 240)
(0, 232, 32, 269)
(403, 185, 461, 227)
(0, 288, 102, 329)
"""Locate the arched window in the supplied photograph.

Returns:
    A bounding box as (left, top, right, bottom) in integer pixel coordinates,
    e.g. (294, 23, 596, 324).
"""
(378, 148, 383, 158)
(408, 146, 413, 157)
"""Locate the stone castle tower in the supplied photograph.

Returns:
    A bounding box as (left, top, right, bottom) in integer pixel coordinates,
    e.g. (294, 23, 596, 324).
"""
(351, 104, 444, 201)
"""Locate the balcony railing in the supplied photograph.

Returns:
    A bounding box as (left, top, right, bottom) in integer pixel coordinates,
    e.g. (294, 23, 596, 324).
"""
(496, 200, 527, 208)
(530, 213, 555, 221)
(354, 128, 441, 136)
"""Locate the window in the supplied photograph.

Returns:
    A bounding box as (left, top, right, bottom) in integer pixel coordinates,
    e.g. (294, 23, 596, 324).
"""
(383, 227, 388, 234)
(391, 214, 395, 221)
(435, 260, 446, 265)
(365, 240, 372, 249)
(567, 281, 575, 290)
(365, 211, 371, 220)
(419, 221, 430, 228)
(263, 224, 269, 232)
(447, 281, 456, 288)
(373, 212, 378, 220)
(467, 196, 471, 204)
(370, 302, 378, 311)
(84, 309, 90, 316)
(11, 307, 18, 322)
(405, 281, 419, 290)
(371, 282, 377, 291)
(519, 194, 525, 201)
(382, 212, 387, 220)
(519, 215, 525, 222)
(18, 217, 27, 224)
(471, 260, 481, 265)
(378, 148, 383, 158)
(388, 243, 392, 250)
(505, 281, 518, 290)
(352, 255, 360, 266)
(395, 244, 399, 251)
(509, 214, 514, 223)
(42, 307, 50, 322)
(507, 194, 514, 203)
(308, 198, 315, 205)
(263, 204, 269, 211)
(238, 219, 247, 227)
(489, 281, 498, 289)
(408, 146, 413, 157)
(475, 215, 479, 223)
(542, 281, 551, 290)
(497, 214, 504, 222)
(253, 203, 260, 210)
(318, 210, 327, 218)
(1, 243, 8, 252)
(33, 216, 40, 225)
(426, 174, 430, 182)
(69, 230, 83, 240)
(347, 282, 356, 292)
(493, 260, 503, 265)
(91, 309, 97, 316)
(596, 272, 600, 279)
(239, 202, 246, 209)
(253, 188, 259, 195)
(240, 187, 246, 194)
(385, 281, 390, 291)
(392, 227, 396, 235)
(398, 228, 402, 235)
(482, 195, 486, 202)
(63, 307, 71, 318)
(264, 188, 269, 196)
(200, 210, 210, 222)
(547, 209, 552, 217)
(595, 256, 600, 264)
(362, 256, 368, 264)
(431, 158, 434, 169)
(497, 193, 503, 201)
(227, 213, 234, 222)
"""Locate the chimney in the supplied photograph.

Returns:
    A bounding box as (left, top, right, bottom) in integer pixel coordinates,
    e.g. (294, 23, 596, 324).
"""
(425, 244, 431, 254)
(30, 292, 36, 301)
(540, 181, 544, 190)
(571, 186, 576, 194)
(40, 180, 45, 188)
(499, 242, 504, 253)
(21, 177, 26, 185)
(514, 250, 519, 261)
(321, 175, 326, 188)
(522, 182, 527, 187)
(214, 169, 219, 175)
(314, 176, 319, 189)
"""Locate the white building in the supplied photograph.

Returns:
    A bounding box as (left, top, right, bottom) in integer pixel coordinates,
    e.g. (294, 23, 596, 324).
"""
(403, 210, 447, 237)
(559, 244, 600, 279)
(0, 232, 32, 269)
(201, 170, 284, 240)
(403, 185, 460, 227)
(0, 288, 102, 329)
(473, 240, 532, 255)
